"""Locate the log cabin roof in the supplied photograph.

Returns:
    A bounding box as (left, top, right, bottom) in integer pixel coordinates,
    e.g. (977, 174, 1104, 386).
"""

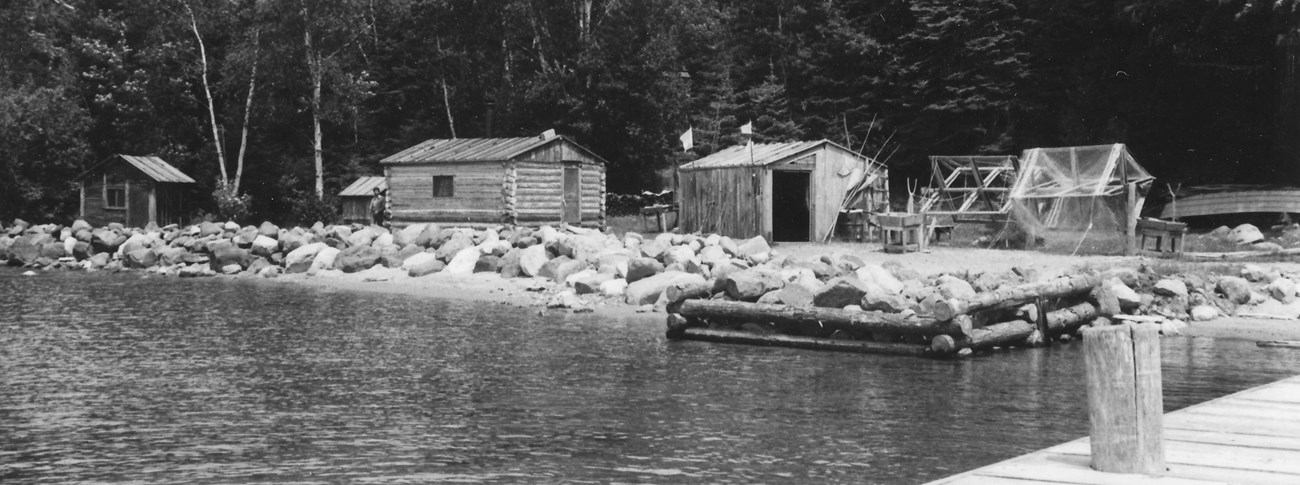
(679, 139, 882, 171)
(80, 155, 196, 183)
(339, 176, 388, 197)
(379, 133, 607, 165)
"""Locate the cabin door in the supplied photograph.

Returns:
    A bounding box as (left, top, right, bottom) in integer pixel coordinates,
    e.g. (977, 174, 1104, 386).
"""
(127, 182, 152, 227)
(772, 170, 811, 242)
(562, 164, 581, 224)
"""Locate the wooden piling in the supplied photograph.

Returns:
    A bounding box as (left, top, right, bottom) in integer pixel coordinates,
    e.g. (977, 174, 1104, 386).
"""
(1082, 324, 1165, 474)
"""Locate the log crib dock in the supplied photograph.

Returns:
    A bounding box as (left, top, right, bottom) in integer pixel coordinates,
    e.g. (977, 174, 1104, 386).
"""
(665, 273, 1107, 358)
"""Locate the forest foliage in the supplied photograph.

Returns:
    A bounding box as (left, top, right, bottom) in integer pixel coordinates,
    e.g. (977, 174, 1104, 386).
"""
(0, 0, 1294, 223)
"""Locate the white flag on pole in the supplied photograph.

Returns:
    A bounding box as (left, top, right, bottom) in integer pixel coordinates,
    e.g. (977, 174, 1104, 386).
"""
(679, 128, 694, 152)
(740, 121, 753, 135)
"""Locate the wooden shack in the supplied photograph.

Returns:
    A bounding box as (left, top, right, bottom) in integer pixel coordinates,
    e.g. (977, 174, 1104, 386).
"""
(79, 154, 196, 227)
(339, 176, 388, 224)
(379, 131, 607, 228)
(677, 140, 888, 241)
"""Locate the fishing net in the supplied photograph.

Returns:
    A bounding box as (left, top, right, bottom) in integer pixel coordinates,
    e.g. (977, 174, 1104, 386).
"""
(1008, 144, 1154, 254)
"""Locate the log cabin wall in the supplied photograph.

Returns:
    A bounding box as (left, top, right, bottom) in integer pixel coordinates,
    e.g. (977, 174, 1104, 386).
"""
(81, 164, 154, 227)
(677, 165, 766, 239)
(508, 160, 605, 228)
(341, 197, 371, 224)
(388, 161, 506, 226)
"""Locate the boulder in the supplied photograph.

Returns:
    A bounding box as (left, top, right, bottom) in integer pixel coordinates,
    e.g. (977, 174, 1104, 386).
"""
(70, 219, 92, 233)
(812, 276, 875, 308)
(1255, 241, 1285, 252)
(72, 241, 92, 260)
(625, 271, 705, 305)
(251, 235, 279, 258)
(1216, 276, 1253, 304)
(596, 249, 633, 277)
(1241, 264, 1269, 283)
(662, 245, 697, 267)
(337, 246, 383, 273)
(394, 224, 426, 247)
(1190, 305, 1220, 321)
(1267, 277, 1298, 303)
(1091, 282, 1122, 317)
(724, 269, 785, 302)
(125, 248, 158, 268)
(779, 267, 823, 294)
(88, 252, 110, 269)
(626, 257, 665, 283)
(39, 242, 67, 260)
(412, 224, 443, 248)
(309, 246, 341, 273)
(1153, 278, 1189, 298)
(285, 242, 327, 273)
(551, 259, 590, 284)
(1109, 279, 1142, 309)
(935, 275, 977, 300)
(574, 273, 615, 295)
(736, 236, 772, 263)
(519, 244, 550, 277)
(856, 264, 904, 294)
(235, 226, 260, 247)
(210, 245, 251, 271)
(498, 248, 524, 278)
(157, 247, 189, 266)
(257, 221, 280, 239)
(402, 251, 439, 271)
(9, 233, 53, 265)
(387, 244, 423, 268)
(861, 291, 911, 313)
(179, 264, 213, 277)
(718, 236, 740, 256)
(639, 240, 668, 260)
(474, 255, 500, 273)
(278, 231, 314, 253)
(435, 232, 475, 261)
(1230, 223, 1264, 245)
(600, 278, 629, 297)
(444, 247, 481, 275)
(372, 232, 394, 248)
(756, 285, 815, 307)
(197, 221, 224, 237)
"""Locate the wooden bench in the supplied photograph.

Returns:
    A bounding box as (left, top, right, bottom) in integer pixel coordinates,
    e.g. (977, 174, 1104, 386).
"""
(640, 204, 677, 233)
(1135, 218, 1187, 254)
(878, 213, 926, 253)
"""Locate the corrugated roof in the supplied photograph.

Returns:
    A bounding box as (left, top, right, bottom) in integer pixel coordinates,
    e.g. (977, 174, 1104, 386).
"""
(117, 155, 196, 183)
(379, 134, 607, 165)
(679, 140, 878, 170)
(339, 176, 387, 197)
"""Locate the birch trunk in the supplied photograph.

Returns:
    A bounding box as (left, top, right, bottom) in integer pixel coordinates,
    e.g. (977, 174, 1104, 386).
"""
(186, 4, 227, 186)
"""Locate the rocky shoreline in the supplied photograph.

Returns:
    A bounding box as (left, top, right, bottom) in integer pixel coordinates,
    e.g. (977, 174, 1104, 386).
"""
(3, 219, 1300, 339)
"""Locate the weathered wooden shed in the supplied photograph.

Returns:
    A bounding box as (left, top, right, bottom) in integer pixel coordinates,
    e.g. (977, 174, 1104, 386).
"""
(79, 154, 196, 227)
(339, 176, 388, 224)
(678, 140, 888, 241)
(379, 131, 607, 228)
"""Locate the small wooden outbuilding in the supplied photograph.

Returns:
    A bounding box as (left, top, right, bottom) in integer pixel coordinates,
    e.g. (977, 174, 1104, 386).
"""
(678, 140, 888, 241)
(339, 176, 388, 224)
(379, 131, 607, 228)
(79, 154, 196, 227)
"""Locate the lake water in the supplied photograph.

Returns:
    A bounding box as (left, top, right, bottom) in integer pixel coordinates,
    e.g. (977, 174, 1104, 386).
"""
(3, 268, 1300, 484)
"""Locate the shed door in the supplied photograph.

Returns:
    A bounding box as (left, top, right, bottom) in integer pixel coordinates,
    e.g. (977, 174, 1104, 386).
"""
(127, 182, 151, 227)
(562, 164, 581, 224)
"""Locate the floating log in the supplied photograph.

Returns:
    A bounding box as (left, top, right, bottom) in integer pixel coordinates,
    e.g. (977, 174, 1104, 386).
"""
(664, 281, 714, 313)
(933, 273, 1102, 321)
(1257, 340, 1300, 349)
(677, 328, 930, 357)
(675, 299, 972, 337)
(931, 302, 1101, 355)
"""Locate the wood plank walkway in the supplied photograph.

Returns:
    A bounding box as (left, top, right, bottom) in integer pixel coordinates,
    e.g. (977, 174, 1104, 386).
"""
(924, 375, 1300, 485)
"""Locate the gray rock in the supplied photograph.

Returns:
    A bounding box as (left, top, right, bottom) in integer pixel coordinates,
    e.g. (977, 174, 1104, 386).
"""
(434, 232, 474, 261)
(337, 246, 383, 273)
(210, 245, 251, 271)
(285, 242, 327, 273)
(498, 248, 524, 278)
(258, 221, 280, 239)
(1231, 224, 1265, 245)
(626, 257, 664, 283)
(247, 257, 271, 275)
(1190, 305, 1220, 321)
(444, 247, 481, 275)
(574, 273, 615, 295)
(394, 223, 426, 247)
(736, 236, 772, 263)
(861, 291, 911, 313)
(125, 248, 158, 268)
(812, 276, 874, 308)
(1216, 276, 1252, 304)
(1267, 277, 1298, 303)
(519, 244, 550, 277)
(407, 256, 445, 277)
(936, 275, 977, 300)
(551, 259, 590, 284)
(1241, 264, 1268, 282)
(625, 271, 705, 305)
(755, 285, 814, 307)
(725, 269, 785, 302)
(1153, 278, 1189, 298)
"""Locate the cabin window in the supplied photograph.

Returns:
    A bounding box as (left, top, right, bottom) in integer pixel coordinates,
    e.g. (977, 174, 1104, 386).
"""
(433, 176, 454, 197)
(104, 173, 126, 209)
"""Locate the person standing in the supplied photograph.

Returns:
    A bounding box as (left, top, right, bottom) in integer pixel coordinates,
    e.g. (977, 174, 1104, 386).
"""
(370, 187, 388, 227)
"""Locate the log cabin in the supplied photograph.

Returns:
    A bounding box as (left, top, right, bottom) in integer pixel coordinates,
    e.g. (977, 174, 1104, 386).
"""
(339, 176, 388, 224)
(79, 154, 196, 227)
(379, 131, 607, 228)
(677, 140, 889, 241)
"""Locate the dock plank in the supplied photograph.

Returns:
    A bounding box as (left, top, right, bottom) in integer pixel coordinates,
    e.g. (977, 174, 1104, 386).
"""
(923, 375, 1300, 485)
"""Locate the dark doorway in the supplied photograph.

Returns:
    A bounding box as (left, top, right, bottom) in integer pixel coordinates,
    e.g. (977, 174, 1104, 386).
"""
(127, 183, 151, 228)
(772, 171, 811, 241)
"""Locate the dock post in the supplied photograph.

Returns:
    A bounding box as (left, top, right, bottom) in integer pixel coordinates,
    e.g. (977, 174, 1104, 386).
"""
(1083, 323, 1165, 474)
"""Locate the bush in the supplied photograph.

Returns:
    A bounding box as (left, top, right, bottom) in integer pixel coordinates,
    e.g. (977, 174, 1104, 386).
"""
(285, 191, 339, 227)
(213, 182, 252, 223)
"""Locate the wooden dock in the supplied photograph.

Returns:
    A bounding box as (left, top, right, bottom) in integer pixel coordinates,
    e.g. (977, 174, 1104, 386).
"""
(924, 375, 1300, 484)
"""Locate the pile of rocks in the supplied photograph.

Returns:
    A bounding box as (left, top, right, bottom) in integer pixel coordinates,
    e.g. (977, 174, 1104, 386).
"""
(1115, 263, 1300, 323)
(1205, 223, 1290, 251)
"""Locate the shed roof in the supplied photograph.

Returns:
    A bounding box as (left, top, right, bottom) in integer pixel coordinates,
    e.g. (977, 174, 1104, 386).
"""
(380, 133, 607, 165)
(81, 155, 196, 183)
(678, 140, 881, 171)
(339, 176, 388, 197)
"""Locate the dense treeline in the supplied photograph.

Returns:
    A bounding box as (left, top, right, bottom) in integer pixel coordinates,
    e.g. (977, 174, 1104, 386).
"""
(0, 0, 1295, 224)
